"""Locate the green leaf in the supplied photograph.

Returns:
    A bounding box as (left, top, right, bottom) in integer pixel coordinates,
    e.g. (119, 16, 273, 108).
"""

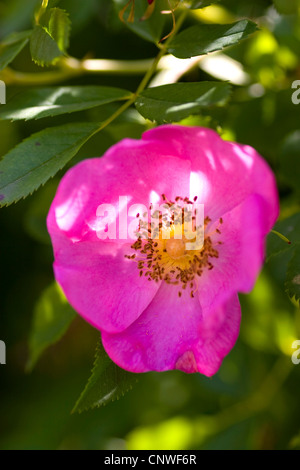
(135, 81, 231, 123)
(279, 131, 300, 196)
(266, 212, 300, 261)
(30, 7, 71, 65)
(0, 30, 31, 71)
(40, 8, 71, 52)
(0, 121, 100, 207)
(0, 86, 132, 121)
(73, 342, 137, 412)
(167, 20, 258, 59)
(285, 247, 300, 303)
(27, 282, 76, 371)
(30, 25, 64, 66)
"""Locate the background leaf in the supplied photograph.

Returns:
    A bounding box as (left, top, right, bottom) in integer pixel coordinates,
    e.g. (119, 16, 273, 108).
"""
(0, 30, 31, 71)
(266, 212, 300, 261)
(27, 282, 76, 371)
(167, 20, 258, 58)
(0, 121, 100, 207)
(0, 86, 132, 121)
(279, 131, 300, 196)
(285, 247, 300, 303)
(135, 81, 231, 122)
(273, 0, 300, 15)
(73, 342, 138, 413)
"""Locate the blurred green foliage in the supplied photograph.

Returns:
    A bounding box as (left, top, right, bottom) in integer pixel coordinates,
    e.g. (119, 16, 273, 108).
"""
(0, 0, 300, 450)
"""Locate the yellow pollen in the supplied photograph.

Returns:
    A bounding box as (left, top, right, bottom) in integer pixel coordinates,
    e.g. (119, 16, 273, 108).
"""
(166, 238, 186, 259)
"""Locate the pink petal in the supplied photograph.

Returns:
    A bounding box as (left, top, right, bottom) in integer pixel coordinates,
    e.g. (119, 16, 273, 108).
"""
(192, 294, 241, 376)
(197, 194, 266, 316)
(143, 125, 279, 227)
(52, 238, 161, 333)
(101, 282, 241, 375)
(47, 139, 190, 244)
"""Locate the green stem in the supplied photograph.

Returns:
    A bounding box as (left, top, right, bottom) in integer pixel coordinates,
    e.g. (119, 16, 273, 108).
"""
(90, 98, 135, 138)
(271, 230, 291, 245)
(136, 8, 188, 95)
(35, 0, 49, 24)
(90, 8, 189, 136)
(0, 57, 156, 86)
(0, 66, 79, 86)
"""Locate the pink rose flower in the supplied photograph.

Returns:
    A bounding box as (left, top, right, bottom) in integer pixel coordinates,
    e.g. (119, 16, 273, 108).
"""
(47, 125, 279, 375)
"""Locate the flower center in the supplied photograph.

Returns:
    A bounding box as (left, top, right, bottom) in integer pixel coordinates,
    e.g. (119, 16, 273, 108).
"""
(125, 195, 223, 298)
(165, 238, 186, 259)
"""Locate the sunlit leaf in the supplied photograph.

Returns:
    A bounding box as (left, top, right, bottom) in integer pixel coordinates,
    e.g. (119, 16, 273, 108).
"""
(73, 342, 137, 412)
(168, 20, 258, 58)
(0, 86, 132, 121)
(40, 8, 71, 52)
(30, 8, 71, 66)
(135, 81, 231, 123)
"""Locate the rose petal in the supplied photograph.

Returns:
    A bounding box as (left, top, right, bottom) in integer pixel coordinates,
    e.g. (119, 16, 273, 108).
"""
(47, 139, 190, 244)
(143, 125, 279, 226)
(52, 238, 160, 333)
(102, 282, 240, 375)
(197, 194, 266, 316)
